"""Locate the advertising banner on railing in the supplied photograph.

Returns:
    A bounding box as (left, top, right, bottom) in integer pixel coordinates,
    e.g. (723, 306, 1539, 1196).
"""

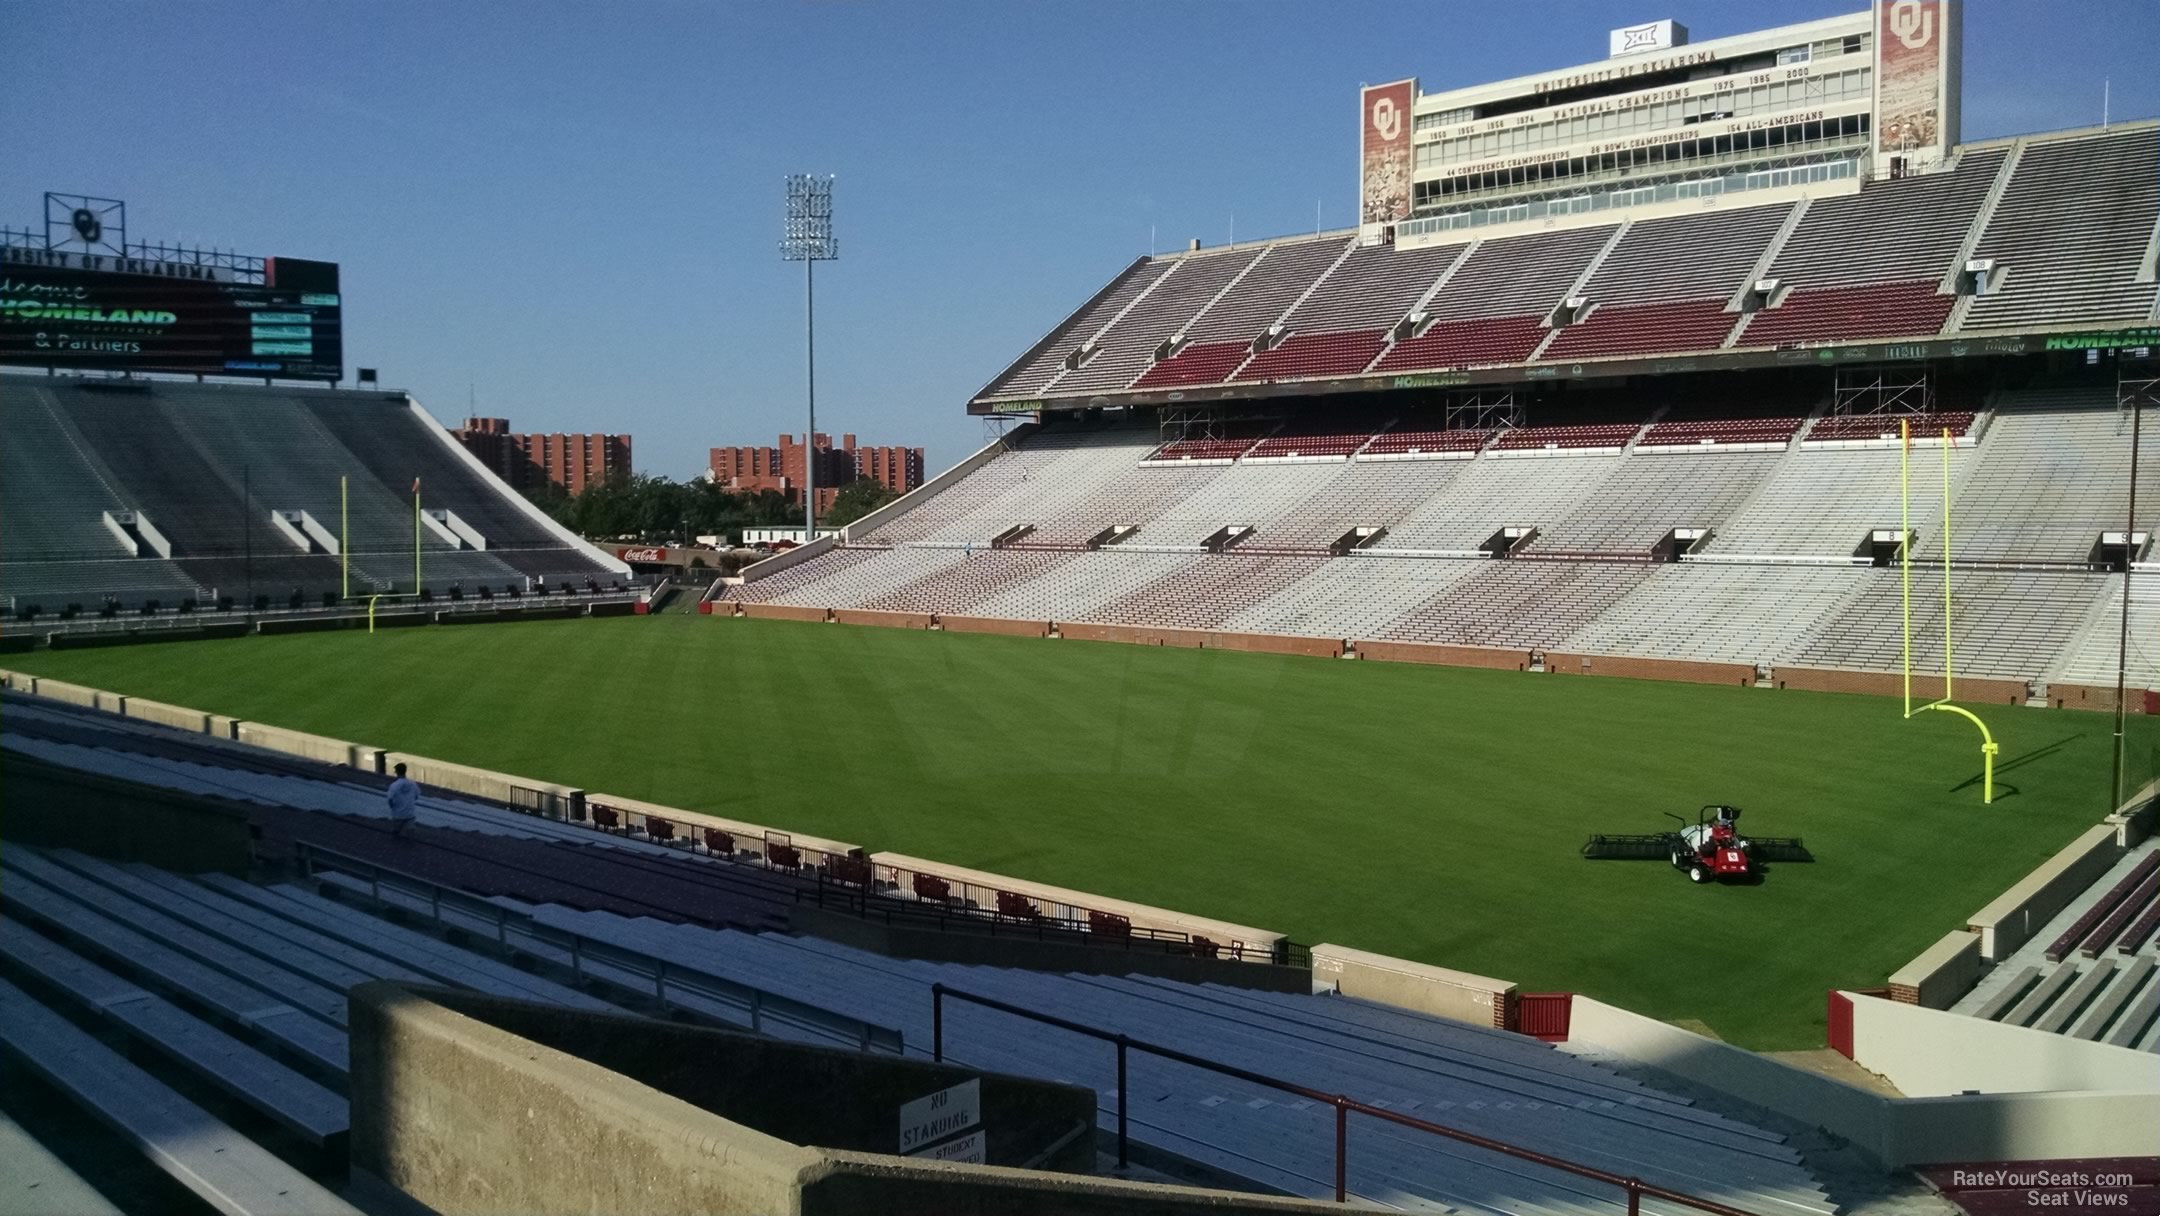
(1359, 78, 1417, 244)
(1873, 0, 1961, 175)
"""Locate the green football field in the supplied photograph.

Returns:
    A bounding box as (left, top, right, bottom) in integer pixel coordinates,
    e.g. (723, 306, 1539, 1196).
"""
(10, 615, 2151, 1050)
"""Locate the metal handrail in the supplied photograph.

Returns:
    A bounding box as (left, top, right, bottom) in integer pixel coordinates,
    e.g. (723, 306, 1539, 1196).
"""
(930, 983, 1760, 1215)
(294, 841, 904, 1054)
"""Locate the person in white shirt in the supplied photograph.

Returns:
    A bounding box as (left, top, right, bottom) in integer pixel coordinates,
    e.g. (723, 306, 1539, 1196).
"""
(385, 763, 420, 837)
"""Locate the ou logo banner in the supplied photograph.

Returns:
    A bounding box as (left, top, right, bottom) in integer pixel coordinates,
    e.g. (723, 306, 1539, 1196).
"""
(1887, 0, 1933, 49)
(1370, 96, 1401, 142)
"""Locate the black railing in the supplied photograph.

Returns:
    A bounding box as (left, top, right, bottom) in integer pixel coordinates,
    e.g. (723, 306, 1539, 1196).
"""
(929, 983, 1762, 1214)
(294, 840, 904, 1053)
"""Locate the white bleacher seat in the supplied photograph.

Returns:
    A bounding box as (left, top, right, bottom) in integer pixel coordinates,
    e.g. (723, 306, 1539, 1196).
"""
(480, 903, 1835, 1215)
(0, 864, 348, 1075)
(0, 920, 348, 1146)
(0, 1107, 124, 1216)
(0, 974, 362, 1216)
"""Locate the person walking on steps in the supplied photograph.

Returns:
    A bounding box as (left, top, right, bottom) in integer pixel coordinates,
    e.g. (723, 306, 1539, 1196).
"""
(386, 763, 420, 837)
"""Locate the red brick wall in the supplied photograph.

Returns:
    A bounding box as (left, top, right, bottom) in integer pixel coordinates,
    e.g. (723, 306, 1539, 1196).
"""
(1210, 632, 1345, 659)
(1057, 623, 1207, 648)
(739, 603, 829, 623)
(833, 609, 933, 630)
(2048, 683, 2152, 713)
(1354, 640, 1530, 671)
(939, 615, 1050, 637)
(1546, 653, 1756, 686)
(1774, 667, 2027, 704)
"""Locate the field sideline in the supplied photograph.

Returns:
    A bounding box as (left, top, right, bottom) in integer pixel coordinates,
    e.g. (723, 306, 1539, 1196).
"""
(10, 615, 2151, 1050)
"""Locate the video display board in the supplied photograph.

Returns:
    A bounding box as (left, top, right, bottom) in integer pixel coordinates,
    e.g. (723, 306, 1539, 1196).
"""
(0, 249, 343, 381)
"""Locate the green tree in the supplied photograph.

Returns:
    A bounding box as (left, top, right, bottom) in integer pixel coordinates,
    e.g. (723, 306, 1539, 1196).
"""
(524, 473, 798, 545)
(822, 477, 898, 527)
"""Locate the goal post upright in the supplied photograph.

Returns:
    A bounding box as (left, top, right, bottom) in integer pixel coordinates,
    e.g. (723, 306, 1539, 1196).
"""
(1941, 424, 1954, 704)
(1902, 418, 1912, 717)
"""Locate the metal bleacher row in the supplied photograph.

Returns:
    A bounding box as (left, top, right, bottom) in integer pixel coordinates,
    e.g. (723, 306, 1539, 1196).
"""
(1950, 841, 2160, 1052)
(0, 690, 1841, 1215)
(0, 376, 625, 611)
(979, 125, 2157, 407)
(733, 384, 2160, 686)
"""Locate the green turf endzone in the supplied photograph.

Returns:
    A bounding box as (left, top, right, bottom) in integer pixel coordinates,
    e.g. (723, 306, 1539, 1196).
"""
(9, 614, 2152, 1051)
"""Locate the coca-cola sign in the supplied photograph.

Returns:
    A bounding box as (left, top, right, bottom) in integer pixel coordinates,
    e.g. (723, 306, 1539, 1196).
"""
(616, 546, 668, 563)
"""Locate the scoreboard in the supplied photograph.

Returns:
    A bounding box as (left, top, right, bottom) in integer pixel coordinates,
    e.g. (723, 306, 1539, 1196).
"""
(0, 249, 343, 381)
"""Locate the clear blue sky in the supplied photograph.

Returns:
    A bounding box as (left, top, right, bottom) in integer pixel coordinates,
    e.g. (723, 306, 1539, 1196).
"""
(5, 1, 2154, 474)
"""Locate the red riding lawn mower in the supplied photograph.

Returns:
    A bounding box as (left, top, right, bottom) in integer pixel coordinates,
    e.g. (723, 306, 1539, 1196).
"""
(1580, 805, 1814, 884)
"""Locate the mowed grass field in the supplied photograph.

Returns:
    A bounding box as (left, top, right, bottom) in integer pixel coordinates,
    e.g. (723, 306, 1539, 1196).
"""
(11, 614, 2151, 1050)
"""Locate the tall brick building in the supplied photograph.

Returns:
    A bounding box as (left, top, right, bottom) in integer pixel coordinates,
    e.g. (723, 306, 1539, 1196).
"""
(453, 418, 632, 495)
(708, 432, 926, 512)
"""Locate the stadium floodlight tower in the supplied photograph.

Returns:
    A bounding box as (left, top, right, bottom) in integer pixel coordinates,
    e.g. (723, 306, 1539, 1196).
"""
(780, 174, 837, 540)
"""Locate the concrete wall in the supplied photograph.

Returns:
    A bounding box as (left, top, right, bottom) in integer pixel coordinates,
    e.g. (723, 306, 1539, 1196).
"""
(237, 721, 384, 771)
(350, 981, 1343, 1215)
(870, 852, 1285, 959)
(1564, 996, 1895, 1162)
(1310, 944, 1516, 1030)
(1887, 930, 1984, 1009)
(1966, 824, 2123, 959)
(1569, 995, 2160, 1165)
(383, 751, 578, 813)
(2105, 775, 2160, 846)
(791, 905, 1309, 994)
(407, 985, 1094, 1171)
(24, 676, 101, 709)
(794, 1153, 1349, 1215)
(1846, 990, 2160, 1097)
(1887, 1090, 2160, 1165)
(120, 696, 216, 734)
(0, 749, 254, 875)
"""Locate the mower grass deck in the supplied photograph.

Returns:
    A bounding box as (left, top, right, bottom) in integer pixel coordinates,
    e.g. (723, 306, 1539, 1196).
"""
(7, 614, 2148, 1051)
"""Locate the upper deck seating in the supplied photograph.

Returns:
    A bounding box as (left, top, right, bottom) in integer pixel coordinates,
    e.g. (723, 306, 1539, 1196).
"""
(1057, 248, 1264, 394)
(978, 259, 1174, 399)
(1134, 237, 1353, 388)
(1541, 205, 1791, 360)
(1742, 279, 1956, 347)
(1960, 128, 2160, 332)
(1232, 240, 1469, 382)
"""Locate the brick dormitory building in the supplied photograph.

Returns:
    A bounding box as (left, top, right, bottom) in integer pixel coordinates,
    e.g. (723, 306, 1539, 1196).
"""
(708, 432, 926, 513)
(452, 418, 632, 495)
